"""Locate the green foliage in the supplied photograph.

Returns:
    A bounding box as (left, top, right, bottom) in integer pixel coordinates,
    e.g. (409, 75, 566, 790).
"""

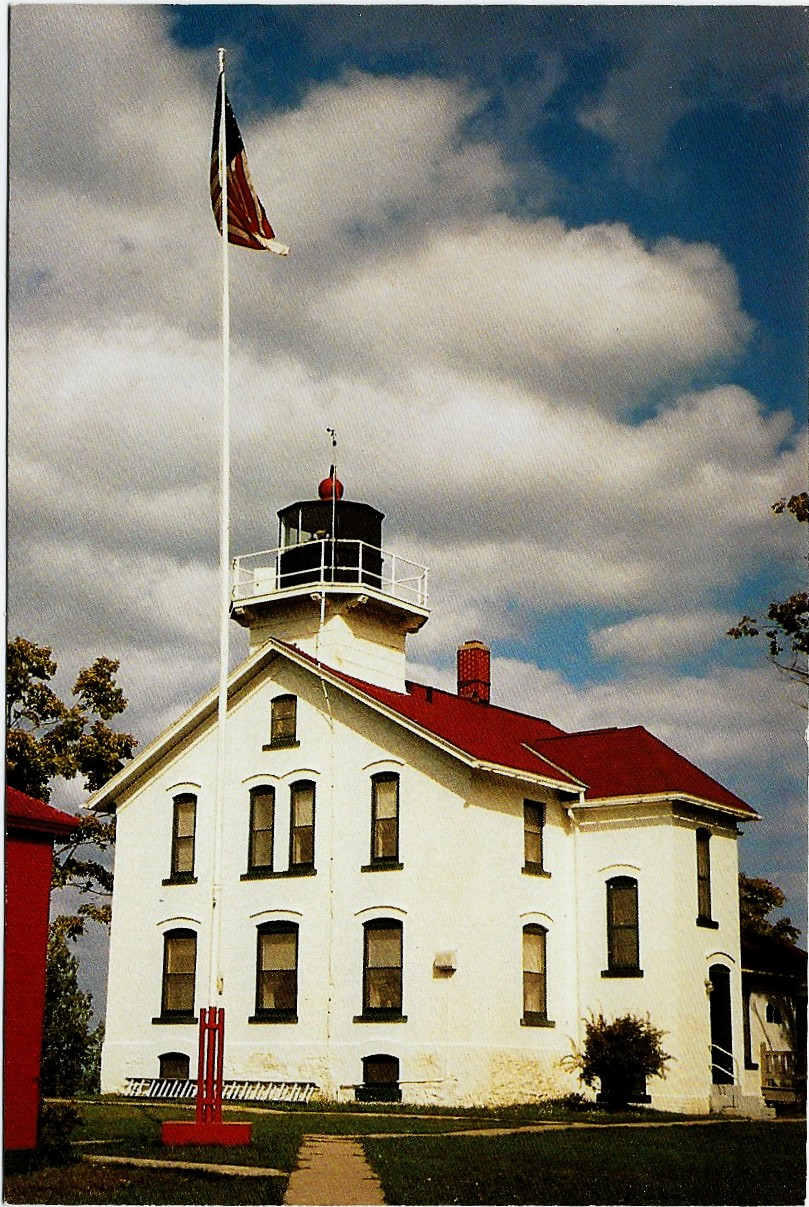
(41, 924, 104, 1097)
(7, 637, 136, 801)
(739, 873, 800, 944)
(6, 637, 136, 933)
(565, 1013, 671, 1109)
(37, 1102, 84, 1166)
(728, 493, 808, 687)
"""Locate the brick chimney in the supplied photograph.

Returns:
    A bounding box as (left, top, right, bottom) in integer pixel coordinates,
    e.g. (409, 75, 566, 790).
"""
(457, 640, 490, 704)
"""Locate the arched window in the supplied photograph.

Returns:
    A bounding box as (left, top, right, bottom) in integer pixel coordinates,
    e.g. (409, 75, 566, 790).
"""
(159, 929, 197, 1021)
(253, 921, 299, 1022)
(604, 877, 641, 976)
(370, 773, 400, 865)
(159, 1052, 190, 1080)
(362, 919, 403, 1018)
(167, 793, 196, 882)
(270, 695, 298, 747)
(290, 781, 316, 870)
(357, 1054, 402, 1102)
(522, 924, 548, 1024)
(248, 785, 275, 873)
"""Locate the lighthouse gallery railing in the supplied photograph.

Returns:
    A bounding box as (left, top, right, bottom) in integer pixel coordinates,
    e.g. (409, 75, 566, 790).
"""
(232, 539, 429, 610)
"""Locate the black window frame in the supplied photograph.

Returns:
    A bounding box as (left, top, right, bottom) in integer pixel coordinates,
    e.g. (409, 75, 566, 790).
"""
(155, 928, 197, 1023)
(289, 780, 316, 871)
(696, 828, 717, 927)
(159, 1052, 191, 1080)
(357, 1053, 402, 1101)
(247, 785, 275, 874)
(268, 694, 298, 748)
(165, 793, 197, 884)
(523, 800, 546, 875)
(603, 876, 642, 977)
(522, 923, 553, 1026)
(369, 773, 401, 867)
(360, 919, 405, 1021)
(251, 921, 299, 1023)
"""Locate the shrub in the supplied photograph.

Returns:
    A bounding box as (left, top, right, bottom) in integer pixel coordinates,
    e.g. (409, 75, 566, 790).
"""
(38, 1102, 83, 1165)
(565, 1013, 672, 1110)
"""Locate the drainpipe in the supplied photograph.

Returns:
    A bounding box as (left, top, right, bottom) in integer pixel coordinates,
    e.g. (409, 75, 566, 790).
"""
(565, 792, 585, 1056)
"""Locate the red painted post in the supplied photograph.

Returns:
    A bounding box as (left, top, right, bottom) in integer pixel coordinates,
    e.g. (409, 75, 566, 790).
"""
(162, 1006, 251, 1146)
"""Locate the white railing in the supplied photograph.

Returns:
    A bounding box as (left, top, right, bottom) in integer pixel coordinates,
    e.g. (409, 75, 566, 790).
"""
(709, 1043, 738, 1084)
(124, 1077, 317, 1103)
(232, 539, 429, 610)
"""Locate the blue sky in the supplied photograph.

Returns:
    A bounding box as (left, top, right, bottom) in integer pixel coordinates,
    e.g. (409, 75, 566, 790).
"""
(8, 5, 808, 1009)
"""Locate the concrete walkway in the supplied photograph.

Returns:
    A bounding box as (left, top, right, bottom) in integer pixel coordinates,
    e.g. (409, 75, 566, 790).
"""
(83, 1153, 287, 1178)
(284, 1135, 385, 1205)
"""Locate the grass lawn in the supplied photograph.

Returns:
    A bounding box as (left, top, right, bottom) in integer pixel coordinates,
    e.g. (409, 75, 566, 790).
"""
(5, 1100, 805, 1205)
(363, 1121, 807, 1205)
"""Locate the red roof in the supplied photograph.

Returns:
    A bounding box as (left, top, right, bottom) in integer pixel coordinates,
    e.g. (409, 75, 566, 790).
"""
(6, 787, 78, 835)
(279, 643, 757, 817)
(533, 727, 756, 815)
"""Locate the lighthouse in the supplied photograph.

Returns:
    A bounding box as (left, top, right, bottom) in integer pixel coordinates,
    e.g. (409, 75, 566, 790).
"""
(230, 470, 429, 690)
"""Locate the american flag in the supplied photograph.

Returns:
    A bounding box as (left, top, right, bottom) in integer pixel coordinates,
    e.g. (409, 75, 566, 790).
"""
(210, 80, 289, 255)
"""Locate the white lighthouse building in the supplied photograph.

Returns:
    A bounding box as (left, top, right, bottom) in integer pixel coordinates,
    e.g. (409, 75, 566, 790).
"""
(92, 471, 770, 1113)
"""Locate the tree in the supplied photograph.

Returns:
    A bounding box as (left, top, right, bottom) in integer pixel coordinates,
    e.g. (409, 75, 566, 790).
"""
(564, 1013, 672, 1110)
(728, 493, 808, 688)
(739, 873, 800, 944)
(40, 921, 104, 1097)
(6, 637, 136, 932)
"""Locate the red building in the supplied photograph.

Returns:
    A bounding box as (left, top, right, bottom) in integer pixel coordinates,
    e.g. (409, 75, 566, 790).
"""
(4, 787, 76, 1150)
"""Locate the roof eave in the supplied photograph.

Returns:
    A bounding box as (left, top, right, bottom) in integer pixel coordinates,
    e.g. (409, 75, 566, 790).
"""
(87, 644, 280, 812)
(572, 791, 759, 821)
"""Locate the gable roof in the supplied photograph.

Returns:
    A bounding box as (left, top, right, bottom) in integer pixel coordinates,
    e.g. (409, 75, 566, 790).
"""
(86, 638, 759, 820)
(6, 787, 77, 836)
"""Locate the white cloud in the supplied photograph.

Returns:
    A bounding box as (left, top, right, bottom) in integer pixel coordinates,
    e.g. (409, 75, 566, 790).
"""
(314, 218, 751, 408)
(590, 610, 737, 664)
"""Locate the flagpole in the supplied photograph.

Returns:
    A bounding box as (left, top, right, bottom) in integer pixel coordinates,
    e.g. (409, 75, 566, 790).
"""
(210, 45, 230, 1008)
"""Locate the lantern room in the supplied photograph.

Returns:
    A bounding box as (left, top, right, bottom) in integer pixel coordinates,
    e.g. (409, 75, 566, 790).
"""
(230, 472, 429, 690)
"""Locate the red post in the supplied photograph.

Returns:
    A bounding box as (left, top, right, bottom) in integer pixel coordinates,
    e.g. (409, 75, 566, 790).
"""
(161, 1008, 251, 1146)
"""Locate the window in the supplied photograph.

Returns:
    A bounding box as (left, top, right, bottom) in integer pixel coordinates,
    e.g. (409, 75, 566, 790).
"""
(252, 922, 298, 1022)
(523, 801, 545, 873)
(362, 920, 404, 1018)
(270, 695, 298, 747)
(357, 1054, 401, 1102)
(167, 793, 196, 882)
(696, 829, 716, 926)
(522, 924, 549, 1025)
(766, 1002, 784, 1025)
(158, 929, 197, 1021)
(248, 786, 275, 873)
(604, 877, 641, 976)
(290, 781, 315, 870)
(370, 774, 400, 865)
(159, 1052, 190, 1080)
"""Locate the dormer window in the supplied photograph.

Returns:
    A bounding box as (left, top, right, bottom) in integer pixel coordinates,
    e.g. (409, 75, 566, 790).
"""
(269, 695, 298, 747)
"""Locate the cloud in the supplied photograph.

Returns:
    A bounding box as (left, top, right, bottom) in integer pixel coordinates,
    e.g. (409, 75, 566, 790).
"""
(590, 610, 737, 664)
(313, 219, 752, 407)
(578, 8, 809, 168)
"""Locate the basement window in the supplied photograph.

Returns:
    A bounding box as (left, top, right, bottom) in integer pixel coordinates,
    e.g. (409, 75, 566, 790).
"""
(356, 1054, 401, 1102)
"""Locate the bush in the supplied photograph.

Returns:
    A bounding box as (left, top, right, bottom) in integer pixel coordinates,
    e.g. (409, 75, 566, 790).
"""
(38, 1102, 83, 1165)
(565, 1013, 672, 1110)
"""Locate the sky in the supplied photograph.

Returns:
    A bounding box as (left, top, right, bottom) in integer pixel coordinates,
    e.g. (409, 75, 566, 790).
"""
(8, 4, 808, 1013)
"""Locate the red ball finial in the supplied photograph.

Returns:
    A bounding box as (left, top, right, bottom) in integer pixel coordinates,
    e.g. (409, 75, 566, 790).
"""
(318, 467, 344, 501)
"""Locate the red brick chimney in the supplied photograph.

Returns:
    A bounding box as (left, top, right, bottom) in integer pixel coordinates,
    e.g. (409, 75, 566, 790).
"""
(457, 640, 490, 704)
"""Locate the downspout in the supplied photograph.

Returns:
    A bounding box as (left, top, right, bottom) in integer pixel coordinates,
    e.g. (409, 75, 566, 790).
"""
(565, 791, 585, 1056)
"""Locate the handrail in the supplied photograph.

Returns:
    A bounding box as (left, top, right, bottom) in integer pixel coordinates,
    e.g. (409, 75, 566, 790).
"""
(232, 538, 429, 610)
(709, 1042, 739, 1084)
